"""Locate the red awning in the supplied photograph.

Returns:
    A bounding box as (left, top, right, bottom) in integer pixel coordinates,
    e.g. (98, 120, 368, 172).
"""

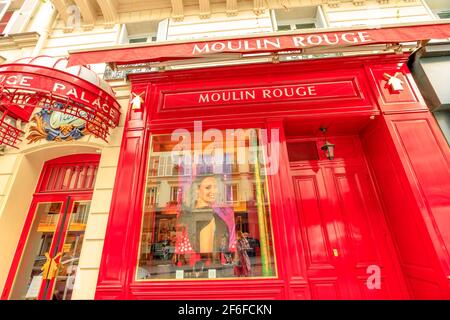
(0, 110, 23, 148)
(0, 56, 121, 147)
(68, 22, 450, 67)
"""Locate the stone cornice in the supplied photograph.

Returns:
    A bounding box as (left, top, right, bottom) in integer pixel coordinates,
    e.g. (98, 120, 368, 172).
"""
(52, 0, 426, 28)
(0, 32, 40, 50)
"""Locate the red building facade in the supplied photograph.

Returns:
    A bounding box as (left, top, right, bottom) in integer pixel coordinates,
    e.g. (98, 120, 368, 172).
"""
(95, 53, 450, 299)
(1, 24, 449, 300)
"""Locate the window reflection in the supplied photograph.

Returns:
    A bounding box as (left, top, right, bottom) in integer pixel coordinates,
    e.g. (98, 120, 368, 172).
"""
(9, 202, 62, 300)
(137, 132, 276, 280)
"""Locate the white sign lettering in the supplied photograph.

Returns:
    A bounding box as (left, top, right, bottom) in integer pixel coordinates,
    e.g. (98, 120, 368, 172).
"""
(193, 38, 282, 55)
(198, 86, 317, 104)
(192, 32, 373, 55)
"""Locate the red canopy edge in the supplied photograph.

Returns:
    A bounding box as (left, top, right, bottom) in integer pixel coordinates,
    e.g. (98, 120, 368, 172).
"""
(68, 22, 450, 67)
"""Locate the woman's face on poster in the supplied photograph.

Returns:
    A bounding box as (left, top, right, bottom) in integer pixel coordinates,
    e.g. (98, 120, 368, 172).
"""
(197, 177, 218, 206)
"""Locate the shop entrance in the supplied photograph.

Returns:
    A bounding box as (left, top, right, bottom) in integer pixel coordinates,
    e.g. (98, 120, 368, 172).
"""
(288, 134, 408, 299)
(2, 154, 99, 300)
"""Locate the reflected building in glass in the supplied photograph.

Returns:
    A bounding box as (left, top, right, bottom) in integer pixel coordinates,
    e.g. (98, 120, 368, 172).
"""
(137, 133, 277, 280)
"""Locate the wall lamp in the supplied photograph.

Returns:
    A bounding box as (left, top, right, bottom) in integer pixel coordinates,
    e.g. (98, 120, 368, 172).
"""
(320, 127, 335, 160)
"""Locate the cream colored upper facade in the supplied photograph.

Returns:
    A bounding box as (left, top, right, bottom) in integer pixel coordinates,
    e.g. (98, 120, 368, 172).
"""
(0, 0, 448, 300)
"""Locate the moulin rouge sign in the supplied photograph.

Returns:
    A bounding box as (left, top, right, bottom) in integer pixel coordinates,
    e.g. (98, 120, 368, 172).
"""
(191, 31, 372, 55)
(163, 81, 358, 109)
(67, 24, 450, 66)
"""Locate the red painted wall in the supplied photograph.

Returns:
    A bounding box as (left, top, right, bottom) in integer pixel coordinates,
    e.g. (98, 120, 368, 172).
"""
(362, 116, 450, 298)
(362, 58, 450, 299)
(360, 59, 450, 298)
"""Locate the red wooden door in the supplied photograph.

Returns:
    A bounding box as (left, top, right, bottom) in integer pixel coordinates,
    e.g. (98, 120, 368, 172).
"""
(290, 137, 408, 299)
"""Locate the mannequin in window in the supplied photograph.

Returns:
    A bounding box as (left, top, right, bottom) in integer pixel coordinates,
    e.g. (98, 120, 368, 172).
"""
(233, 230, 252, 277)
(174, 175, 236, 275)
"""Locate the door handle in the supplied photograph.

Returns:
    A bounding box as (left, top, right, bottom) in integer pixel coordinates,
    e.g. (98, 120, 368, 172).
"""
(332, 248, 339, 257)
(41, 252, 62, 280)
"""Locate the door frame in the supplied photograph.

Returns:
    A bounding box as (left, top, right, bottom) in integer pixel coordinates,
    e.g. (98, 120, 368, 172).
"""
(39, 193, 92, 300)
(1, 153, 99, 300)
(1, 192, 93, 300)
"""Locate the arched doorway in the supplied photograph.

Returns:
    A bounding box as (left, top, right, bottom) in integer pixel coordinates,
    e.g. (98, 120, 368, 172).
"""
(1, 154, 100, 300)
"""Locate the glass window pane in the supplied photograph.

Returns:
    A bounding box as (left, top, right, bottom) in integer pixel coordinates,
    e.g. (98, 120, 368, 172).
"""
(437, 11, 450, 19)
(295, 23, 316, 29)
(52, 202, 90, 300)
(9, 202, 62, 300)
(129, 37, 147, 44)
(137, 130, 277, 281)
(277, 24, 291, 31)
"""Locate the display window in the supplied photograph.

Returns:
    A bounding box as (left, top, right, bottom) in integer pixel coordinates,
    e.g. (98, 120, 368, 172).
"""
(136, 129, 277, 280)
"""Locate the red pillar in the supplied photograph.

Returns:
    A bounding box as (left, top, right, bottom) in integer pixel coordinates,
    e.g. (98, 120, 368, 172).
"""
(362, 60, 450, 299)
(95, 83, 149, 300)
